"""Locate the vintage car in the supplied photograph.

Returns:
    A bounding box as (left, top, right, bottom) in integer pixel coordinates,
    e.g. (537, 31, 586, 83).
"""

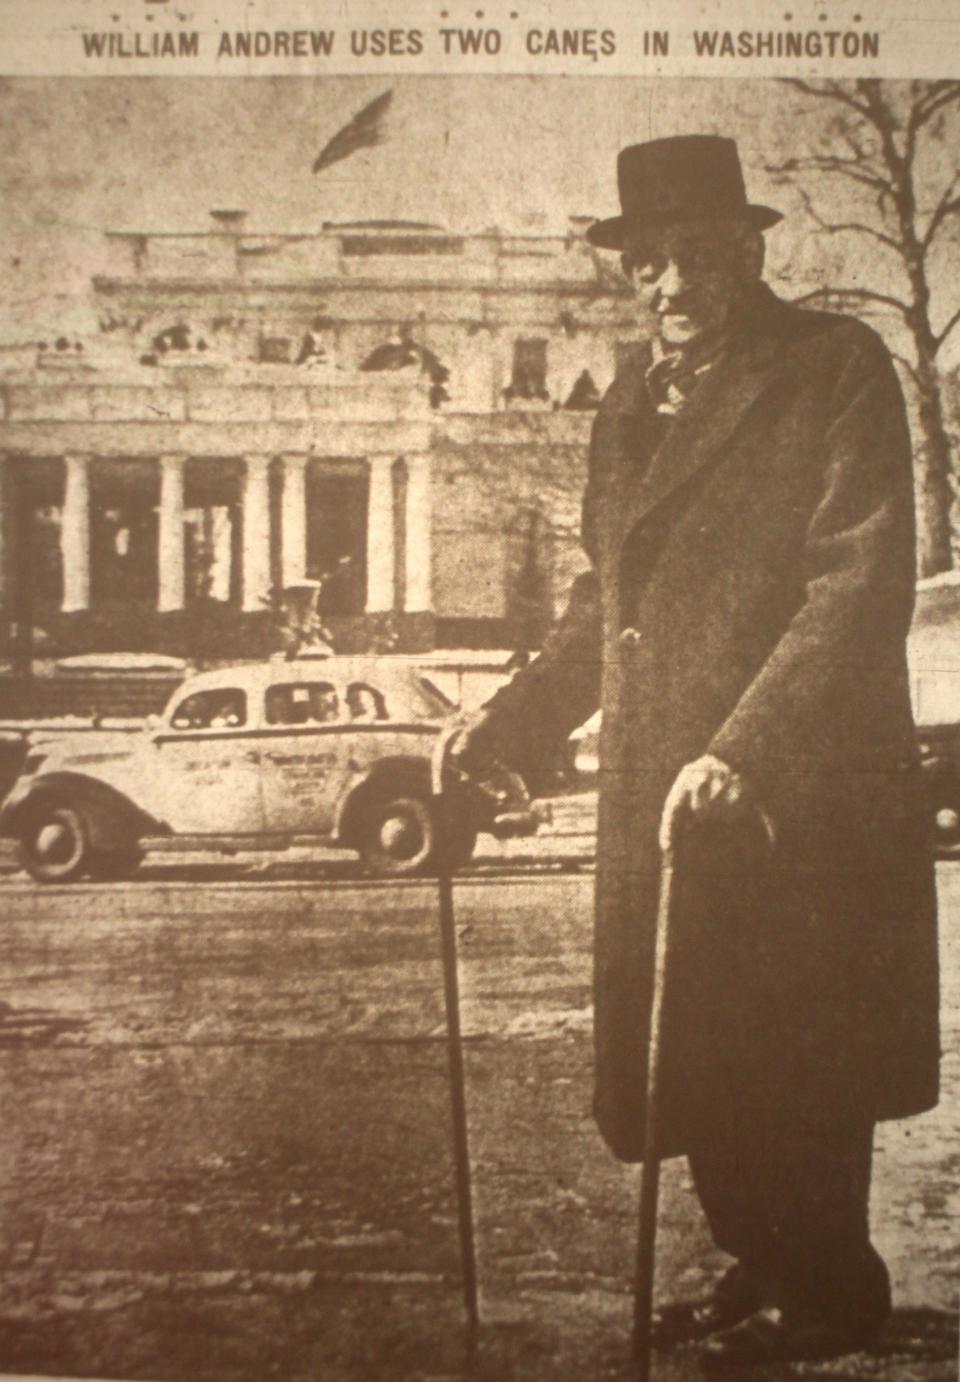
(909, 591, 960, 850)
(0, 658, 532, 883)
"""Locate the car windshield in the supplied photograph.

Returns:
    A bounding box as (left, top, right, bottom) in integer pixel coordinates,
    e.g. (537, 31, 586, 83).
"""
(169, 688, 247, 730)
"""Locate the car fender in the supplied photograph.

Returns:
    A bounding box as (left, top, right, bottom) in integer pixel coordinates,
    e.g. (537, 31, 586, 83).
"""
(333, 754, 434, 845)
(0, 772, 165, 849)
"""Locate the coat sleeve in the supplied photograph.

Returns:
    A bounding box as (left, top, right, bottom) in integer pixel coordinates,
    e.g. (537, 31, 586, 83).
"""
(479, 415, 608, 778)
(708, 327, 917, 795)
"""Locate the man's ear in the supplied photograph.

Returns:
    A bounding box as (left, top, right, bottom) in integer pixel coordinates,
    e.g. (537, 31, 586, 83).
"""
(740, 226, 765, 280)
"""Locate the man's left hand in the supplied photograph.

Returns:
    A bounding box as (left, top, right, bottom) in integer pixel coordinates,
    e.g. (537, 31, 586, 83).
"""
(659, 754, 745, 850)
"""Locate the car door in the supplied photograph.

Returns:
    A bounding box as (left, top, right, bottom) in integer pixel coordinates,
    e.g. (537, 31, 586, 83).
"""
(150, 684, 264, 834)
(258, 679, 345, 836)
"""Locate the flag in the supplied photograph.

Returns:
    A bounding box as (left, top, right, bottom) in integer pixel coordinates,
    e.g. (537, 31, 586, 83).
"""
(312, 89, 393, 175)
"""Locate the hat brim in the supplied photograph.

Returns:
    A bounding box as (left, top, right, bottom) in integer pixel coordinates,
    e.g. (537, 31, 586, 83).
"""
(585, 204, 783, 250)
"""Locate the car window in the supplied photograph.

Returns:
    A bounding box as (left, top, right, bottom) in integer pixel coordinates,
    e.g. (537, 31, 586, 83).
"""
(170, 688, 247, 730)
(345, 681, 388, 722)
(339, 669, 452, 721)
(265, 681, 340, 726)
(414, 675, 455, 716)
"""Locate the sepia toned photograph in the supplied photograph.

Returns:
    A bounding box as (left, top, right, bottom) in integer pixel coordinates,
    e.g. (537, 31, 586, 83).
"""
(0, 43, 957, 1382)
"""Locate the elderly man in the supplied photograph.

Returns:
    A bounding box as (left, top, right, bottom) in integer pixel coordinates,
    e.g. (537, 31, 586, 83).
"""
(453, 135, 939, 1367)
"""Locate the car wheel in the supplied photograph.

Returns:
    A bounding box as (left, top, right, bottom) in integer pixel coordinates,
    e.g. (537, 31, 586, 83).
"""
(358, 794, 437, 877)
(19, 800, 90, 884)
(87, 848, 144, 882)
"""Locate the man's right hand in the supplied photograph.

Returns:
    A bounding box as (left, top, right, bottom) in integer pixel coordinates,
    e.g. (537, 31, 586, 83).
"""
(446, 707, 502, 779)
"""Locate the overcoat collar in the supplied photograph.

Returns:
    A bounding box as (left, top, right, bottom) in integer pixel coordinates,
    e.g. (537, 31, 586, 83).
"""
(617, 284, 791, 544)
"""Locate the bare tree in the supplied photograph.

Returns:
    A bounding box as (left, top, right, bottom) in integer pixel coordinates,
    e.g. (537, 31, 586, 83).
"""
(766, 79, 960, 576)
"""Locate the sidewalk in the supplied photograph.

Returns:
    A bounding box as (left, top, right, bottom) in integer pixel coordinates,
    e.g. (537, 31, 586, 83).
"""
(0, 801, 954, 1381)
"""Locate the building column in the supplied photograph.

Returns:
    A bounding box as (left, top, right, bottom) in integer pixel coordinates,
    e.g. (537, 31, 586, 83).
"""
(158, 453, 186, 611)
(242, 454, 272, 612)
(281, 453, 308, 588)
(61, 453, 91, 612)
(366, 454, 396, 613)
(404, 454, 432, 613)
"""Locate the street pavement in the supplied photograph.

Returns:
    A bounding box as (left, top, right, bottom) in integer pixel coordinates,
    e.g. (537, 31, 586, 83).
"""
(0, 854, 955, 1381)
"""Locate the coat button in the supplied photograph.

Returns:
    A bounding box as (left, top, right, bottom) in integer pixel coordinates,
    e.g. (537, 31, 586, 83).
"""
(619, 626, 643, 650)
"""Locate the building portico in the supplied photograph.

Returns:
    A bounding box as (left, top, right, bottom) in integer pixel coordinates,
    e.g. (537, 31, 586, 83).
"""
(0, 367, 435, 657)
(0, 217, 633, 670)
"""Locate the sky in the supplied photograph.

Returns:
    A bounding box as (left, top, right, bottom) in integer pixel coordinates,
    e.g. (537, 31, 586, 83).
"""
(0, 75, 804, 340)
(0, 74, 956, 367)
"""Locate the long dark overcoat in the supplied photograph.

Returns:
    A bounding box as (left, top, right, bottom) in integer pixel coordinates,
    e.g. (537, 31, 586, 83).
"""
(486, 283, 940, 1162)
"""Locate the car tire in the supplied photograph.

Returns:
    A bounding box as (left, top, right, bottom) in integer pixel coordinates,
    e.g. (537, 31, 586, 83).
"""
(87, 848, 144, 882)
(19, 800, 91, 884)
(357, 793, 439, 877)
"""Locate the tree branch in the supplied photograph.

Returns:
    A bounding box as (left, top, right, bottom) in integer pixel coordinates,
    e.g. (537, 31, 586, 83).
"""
(791, 285, 911, 318)
(856, 82, 920, 247)
(890, 350, 919, 386)
(794, 185, 902, 251)
(935, 304, 960, 350)
(765, 152, 891, 197)
(922, 171, 960, 250)
(911, 81, 960, 133)
(780, 78, 874, 122)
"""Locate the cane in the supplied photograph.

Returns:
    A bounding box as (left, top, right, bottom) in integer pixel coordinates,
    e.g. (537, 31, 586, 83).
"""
(431, 727, 480, 1342)
(631, 815, 684, 1382)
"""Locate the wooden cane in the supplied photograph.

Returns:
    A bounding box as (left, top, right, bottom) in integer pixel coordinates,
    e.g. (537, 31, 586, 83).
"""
(431, 729, 480, 1342)
(631, 833, 682, 1381)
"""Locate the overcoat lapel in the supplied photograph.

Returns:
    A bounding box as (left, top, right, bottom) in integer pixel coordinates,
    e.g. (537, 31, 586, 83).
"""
(617, 325, 786, 549)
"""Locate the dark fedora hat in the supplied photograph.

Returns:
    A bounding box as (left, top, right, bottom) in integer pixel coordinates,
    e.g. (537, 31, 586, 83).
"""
(586, 134, 782, 250)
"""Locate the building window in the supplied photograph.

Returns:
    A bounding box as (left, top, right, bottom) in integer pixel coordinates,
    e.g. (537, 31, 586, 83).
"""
(32, 505, 65, 605)
(90, 459, 158, 608)
(18, 458, 65, 609)
(341, 234, 463, 256)
(305, 466, 369, 616)
(184, 458, 242, 605)
(294, 329, 333, 367)
(504, 338, 549, 402)
(258, 335, 293, 364)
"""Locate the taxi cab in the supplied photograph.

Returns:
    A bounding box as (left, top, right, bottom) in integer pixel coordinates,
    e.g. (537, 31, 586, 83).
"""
(0, 658, 523, 883)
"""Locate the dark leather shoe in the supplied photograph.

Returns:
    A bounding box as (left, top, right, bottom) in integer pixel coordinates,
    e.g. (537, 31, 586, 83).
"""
(698, 1305, 879, 1370)
(652, 1264, 762, 1348)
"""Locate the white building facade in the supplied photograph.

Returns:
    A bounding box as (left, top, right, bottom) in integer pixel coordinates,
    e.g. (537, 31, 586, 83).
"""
(0, 217, 639, 662)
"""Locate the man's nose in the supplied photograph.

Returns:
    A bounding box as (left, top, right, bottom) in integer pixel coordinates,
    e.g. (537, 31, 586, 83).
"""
(655, 258, 687, 300)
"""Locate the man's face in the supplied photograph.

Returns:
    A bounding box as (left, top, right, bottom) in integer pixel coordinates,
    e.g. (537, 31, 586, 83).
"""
(624, 220, 752, 347)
